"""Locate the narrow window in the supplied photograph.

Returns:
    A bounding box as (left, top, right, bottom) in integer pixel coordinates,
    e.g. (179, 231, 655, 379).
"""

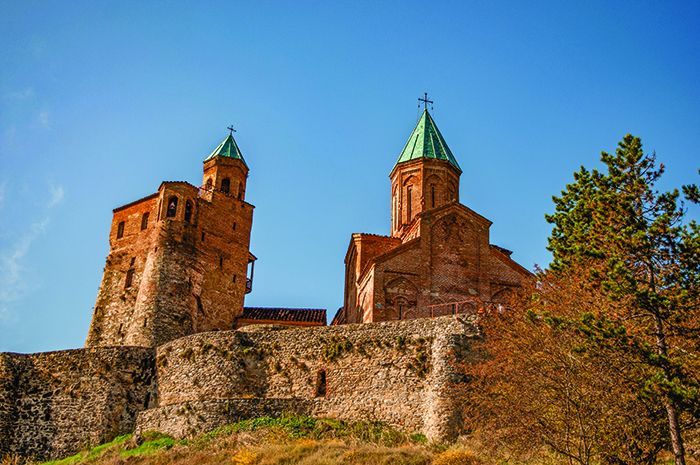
(143, 318, 148, 327)
(219, 256, 224, 269)
(406, 186, 413, 222)
(166, 196, 178, 218)
(201, 231, 205, 242)
(233, 222, 237, 231)
(221, 178, 231, 194)
(195, 295, 205, 315)
(237, 186, 243, 200)
(184, 200, 193, 223)
(130, 257, 136, 266)
(125, 268, 135, 288)
(431, 185, 436, 208)
(315, 369, 327, 397)
(232, 275, 236, 283)
(118, 323, 123, 334)
(116, 221, 125, 239)
(205, 178, 213, 191)
(139, 213, 147, 230)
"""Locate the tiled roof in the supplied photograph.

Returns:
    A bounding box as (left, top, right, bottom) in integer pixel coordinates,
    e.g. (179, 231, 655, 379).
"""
(330, 307, 346, 326)
(394, 109, 461, 172)
(240, 307, 327, 325)
(490, 244, 513, 256)
(355, 233, 394, 239)
(204, 133, 247, 166)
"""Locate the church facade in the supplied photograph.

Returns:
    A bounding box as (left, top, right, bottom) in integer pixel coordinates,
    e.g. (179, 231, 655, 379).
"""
(334, 109, 530, 324)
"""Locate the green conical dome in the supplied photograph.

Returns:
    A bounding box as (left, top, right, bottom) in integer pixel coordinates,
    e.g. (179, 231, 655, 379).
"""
(394, 110, 461, 172)
(204, 133, 247, 166)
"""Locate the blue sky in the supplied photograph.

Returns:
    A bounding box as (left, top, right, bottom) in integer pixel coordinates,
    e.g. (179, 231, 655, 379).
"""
(1, 1, 698, 353)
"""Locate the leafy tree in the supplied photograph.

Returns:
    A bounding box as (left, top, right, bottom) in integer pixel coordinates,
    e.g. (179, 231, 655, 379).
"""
(545, 134, 699, 465)
(465, 273, 669, 465)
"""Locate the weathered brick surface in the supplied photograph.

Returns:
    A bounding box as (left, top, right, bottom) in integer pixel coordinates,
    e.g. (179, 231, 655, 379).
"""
(86, 154, 254, 348)
(0, 347, 155, 460)
(340, 158, 530, 324)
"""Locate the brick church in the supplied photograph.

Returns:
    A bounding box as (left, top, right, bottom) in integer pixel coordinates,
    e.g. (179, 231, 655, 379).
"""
(333, 107, 530, 324)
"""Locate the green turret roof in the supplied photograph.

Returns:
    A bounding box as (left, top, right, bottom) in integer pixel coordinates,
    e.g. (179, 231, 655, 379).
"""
(394, 110, 461, 172)
(204, 133, 247, 166)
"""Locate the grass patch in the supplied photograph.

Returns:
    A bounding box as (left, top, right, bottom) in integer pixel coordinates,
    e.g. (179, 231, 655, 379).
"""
(36, 415, 465, 465)
(119, 432, 176, 458)
(40, 434, 131, 465)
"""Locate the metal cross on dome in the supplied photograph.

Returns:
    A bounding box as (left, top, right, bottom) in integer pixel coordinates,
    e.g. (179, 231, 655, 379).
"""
(418, 92, 434, 111)
(227, 125, 236, 135)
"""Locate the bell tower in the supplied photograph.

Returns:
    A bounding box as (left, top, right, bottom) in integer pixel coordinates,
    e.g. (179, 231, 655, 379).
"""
(389, 105, 462, 238)
(202, 126, 249, 201)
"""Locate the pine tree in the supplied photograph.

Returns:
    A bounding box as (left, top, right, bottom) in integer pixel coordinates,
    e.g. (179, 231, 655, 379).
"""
(545, 134, 700, 465)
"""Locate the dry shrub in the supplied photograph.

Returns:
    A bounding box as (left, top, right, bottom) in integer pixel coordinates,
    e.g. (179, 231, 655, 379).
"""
(0, 456, 23, 465)
(432, 447, 483, 465)
(231, 449, 259, 465)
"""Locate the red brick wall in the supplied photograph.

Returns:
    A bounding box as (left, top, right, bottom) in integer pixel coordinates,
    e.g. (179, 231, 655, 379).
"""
(390, 159, 460, 239)
(340, 155, 530, 325)
(87, 158, 255, 347)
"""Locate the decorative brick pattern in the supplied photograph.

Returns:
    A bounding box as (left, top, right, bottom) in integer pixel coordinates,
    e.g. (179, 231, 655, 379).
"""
(339, 156, 530, 324)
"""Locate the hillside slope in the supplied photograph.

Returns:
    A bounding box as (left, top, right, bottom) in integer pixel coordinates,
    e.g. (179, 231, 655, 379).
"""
(27, 416, 488, 465)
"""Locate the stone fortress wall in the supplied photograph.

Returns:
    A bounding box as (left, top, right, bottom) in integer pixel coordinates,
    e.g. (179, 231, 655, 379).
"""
(0, 316, 477, 461)
(0, 347, 155, 460)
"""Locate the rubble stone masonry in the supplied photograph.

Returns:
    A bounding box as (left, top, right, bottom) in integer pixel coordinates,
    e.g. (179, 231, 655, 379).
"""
(0, 347, 155, 460)
(1, 316, 478, 460)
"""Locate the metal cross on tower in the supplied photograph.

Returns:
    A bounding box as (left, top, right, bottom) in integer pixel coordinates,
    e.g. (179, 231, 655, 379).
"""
(418, 92, 434, 111)
(227, 125, 236, 135)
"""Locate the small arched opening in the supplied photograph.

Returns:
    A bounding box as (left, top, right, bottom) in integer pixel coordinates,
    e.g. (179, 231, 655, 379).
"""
(314, 369, 327, 397)
(184, 200, 193, 223)
(166, 196, 178, 218)
(140, 212, 149, 230)
(221, 178, 231, 194)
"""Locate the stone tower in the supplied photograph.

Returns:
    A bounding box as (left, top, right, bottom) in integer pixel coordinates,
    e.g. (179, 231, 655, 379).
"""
(85, 131, 256, 347)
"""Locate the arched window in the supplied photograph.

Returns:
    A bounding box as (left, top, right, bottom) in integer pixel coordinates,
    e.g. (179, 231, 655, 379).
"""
(406, 185, 413, 222)
(184, 200, 193, 223)
(205, 178, 213, 191)
(166, 196, 178, 218)
(315, 369, 327, 397)
(431, 185, 436, 208)
(221, 178, 231, 194)
(125, 268, 135, 289)
(116, 221, 125, 239)
(140, 212, 149, 230)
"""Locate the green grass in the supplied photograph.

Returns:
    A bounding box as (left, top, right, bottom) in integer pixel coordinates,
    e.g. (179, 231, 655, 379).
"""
(37, 415, 430, 465)
(40, 434, 132, 465)
(200, 415, 421, 447)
